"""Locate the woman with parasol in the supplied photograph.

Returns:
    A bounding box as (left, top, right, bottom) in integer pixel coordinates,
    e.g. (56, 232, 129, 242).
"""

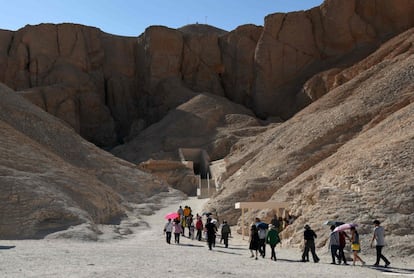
(350, 226, 366, 266)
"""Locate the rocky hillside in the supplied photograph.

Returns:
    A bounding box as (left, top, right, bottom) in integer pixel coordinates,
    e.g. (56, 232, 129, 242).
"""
(0, 0, 413, 149)
(205, 28, 414, 256)
(0, 83, 168, 239)
(111, 92, 263, 163)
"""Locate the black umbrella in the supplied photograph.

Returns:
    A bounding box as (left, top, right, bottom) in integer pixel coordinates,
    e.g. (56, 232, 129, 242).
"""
(257, 222, 269, 229)
(324, 220, 345, 227)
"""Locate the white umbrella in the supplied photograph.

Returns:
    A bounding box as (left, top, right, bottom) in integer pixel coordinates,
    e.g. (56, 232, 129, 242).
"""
(333, 223, 358, 232)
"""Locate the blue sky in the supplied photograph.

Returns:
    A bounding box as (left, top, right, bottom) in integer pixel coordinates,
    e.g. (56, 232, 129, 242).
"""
(1, 0, 324, 36)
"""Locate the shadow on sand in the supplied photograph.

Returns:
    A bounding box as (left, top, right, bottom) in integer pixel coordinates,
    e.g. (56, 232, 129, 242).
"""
(176, 242, 244, 256)
(211, 248, 244, 256)
(0, 245, 16, 250)
(368, 265, 414, 276)
(216, 245, 246, 251)
(176, 243, 204, 248)
(274, 258, 303, 263)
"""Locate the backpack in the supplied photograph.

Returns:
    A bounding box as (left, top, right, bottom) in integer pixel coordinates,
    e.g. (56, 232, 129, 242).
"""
(258, 228, 267, 239)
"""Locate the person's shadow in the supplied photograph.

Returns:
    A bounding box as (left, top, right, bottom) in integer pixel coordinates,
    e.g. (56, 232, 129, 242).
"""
(0, 245, 16, 250)
(368, 265, 414, 275)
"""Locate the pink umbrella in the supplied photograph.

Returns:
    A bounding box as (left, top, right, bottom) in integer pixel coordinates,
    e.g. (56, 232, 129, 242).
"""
(164, 212, 180, 220)
(333, 223, 358, 232)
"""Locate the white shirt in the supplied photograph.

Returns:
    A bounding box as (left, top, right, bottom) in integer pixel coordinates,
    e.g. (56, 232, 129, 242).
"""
(164, 221, 173, 232)
(374, 226, 385, 246)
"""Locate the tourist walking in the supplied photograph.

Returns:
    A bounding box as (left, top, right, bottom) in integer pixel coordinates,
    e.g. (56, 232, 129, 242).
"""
(177, 206, 184, 219)
(266, 224, 280, 261)
(350, 226, 366, 266)
(177, 206, 184, 235)
(183, 206, 191, 236)
(220, 220, 231, 248)
(189, 220, 195, 240)
(187, 214, 194, 238)
(196, 216, 203, 241)
(329, 225, 340, 264)
(163, 219, 173, 244)
(173, 219, 183, 244)
(301, 225, 319, 263)
(249, 224, 260, 260)
(371, 220, 391, 267)
(205, 218, 217, 250)
(258, 225, 267, 258)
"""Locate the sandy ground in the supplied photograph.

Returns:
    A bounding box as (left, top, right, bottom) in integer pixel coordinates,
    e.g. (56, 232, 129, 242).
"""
(0, 195, 413, 278)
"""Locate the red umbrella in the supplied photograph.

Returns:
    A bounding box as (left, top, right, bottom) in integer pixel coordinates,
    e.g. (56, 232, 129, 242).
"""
(333, 223, 358, 232)
(164, 212, 180, 220)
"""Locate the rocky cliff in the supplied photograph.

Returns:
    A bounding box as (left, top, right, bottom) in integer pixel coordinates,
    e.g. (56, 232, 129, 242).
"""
(0, 0, 413, 149)
(205, 27, 414, 256)
(0, 83, 168, 239)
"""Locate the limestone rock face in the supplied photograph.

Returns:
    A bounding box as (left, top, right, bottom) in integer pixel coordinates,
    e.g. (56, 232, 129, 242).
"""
(1, 1, 412, 148)
(0, 24, 138, 147)
(253, 0, 414, 118)
(111, 91, 264, 196)
(111, 92, 262, 164)
(219, 25, 263, 106)
(135, 25, 229, 127)
(137, 26, 183, 91)
(304, 28, 414, 101)
(205, 28, 414, 256)
(0, 83, 168, 239)
(182, 32, 224, 96)
(138, 160, 198, 196)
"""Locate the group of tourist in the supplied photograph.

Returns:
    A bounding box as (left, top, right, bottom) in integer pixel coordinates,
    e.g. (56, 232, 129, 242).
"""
(301, 220, 390, 267)
(163, 205, 194, 244)
(248, 217, 282, 260)
(163, 205, 231, 250)
(164, 208, 391, 267)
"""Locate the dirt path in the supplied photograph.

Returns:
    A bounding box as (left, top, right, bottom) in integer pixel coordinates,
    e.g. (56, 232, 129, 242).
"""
(0, 195, 412, 277)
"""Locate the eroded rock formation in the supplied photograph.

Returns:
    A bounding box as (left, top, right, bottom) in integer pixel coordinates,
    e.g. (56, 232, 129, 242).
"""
(205, 28, 414, 256)
(0, 0, 413, 149)
(0, 83, 168, 239)
(111, 92, 262, 163)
